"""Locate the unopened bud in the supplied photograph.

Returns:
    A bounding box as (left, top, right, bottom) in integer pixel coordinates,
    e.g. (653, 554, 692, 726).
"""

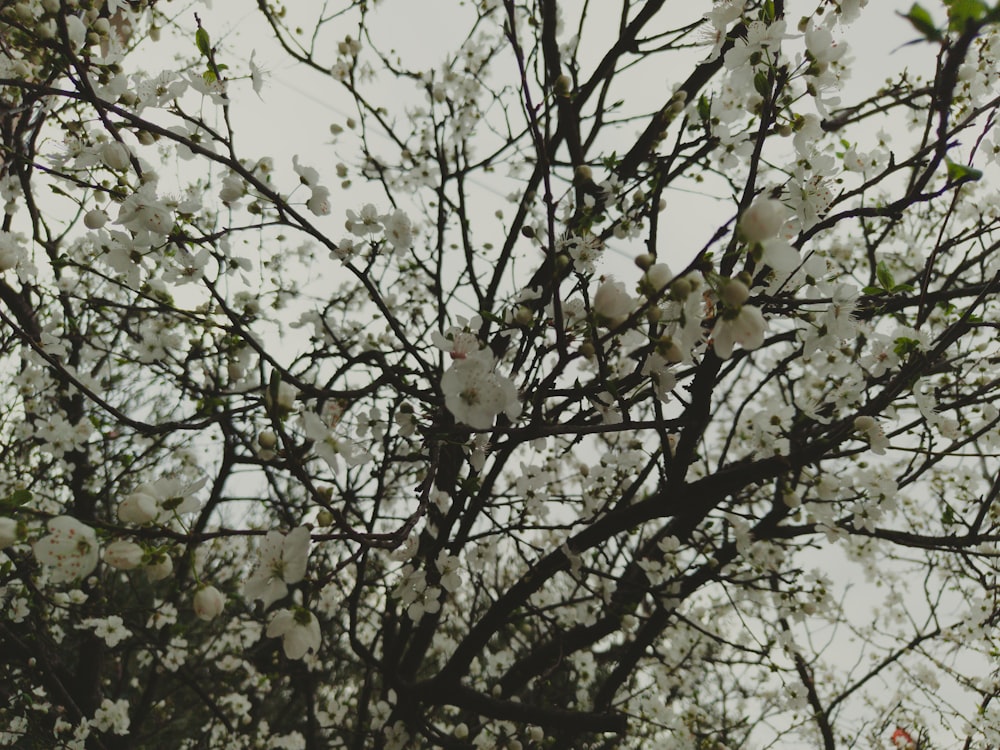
(721, 279, 750, 307)
(83, 209, 108, 229)
(634, 252, 655, 270)
(669, 277, 692, 300)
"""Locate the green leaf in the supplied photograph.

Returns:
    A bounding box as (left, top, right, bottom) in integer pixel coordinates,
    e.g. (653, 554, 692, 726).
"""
(761, 0, 776, 23)
(697, 94, 711, 122)
(0, 489, 31, 512)
(861, 285, 885, 295)
(945, 158, 983, 183)
(876, 260, 895, 291)
(898, 3, 943, 41)
(195, 26, 212, 58)
(893, 336, 921, 358)
(753, 70, 770, 98)
(8, 489, 31, 506)
(944, 0, 989, 31)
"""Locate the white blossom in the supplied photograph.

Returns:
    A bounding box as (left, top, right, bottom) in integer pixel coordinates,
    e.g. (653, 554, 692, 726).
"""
(441, 351, 521, 430)
(712, 305, 768, 359)
(592, 278, 634, 327)
(244, 526, 311, 608)
(740, 195, 788, 243)
(33, 516, 100, 583)
(266, 608, 321, 659)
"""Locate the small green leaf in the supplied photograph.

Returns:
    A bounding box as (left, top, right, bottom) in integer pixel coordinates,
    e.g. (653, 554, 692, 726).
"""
(945, 158, 983, 183)
(861, 285, 885, 295)
(753, 70, 770, 98)
(0, 489, 31, 512)
(893, 336, 921, 358)
(945, 0, 989, 31)
(899, 3, 943, 41)
(697, 94, 711, 122)
(9, 489, 31, 506)
(195, 26, 211, 58)
(876, 260, 895, 291)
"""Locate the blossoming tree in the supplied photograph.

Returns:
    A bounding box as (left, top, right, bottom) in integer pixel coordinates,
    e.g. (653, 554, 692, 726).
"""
(2, 0, 1000, 748)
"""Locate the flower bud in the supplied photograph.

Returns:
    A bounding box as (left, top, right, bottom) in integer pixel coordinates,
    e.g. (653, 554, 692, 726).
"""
(0, 517, 19, 549)
(721, 279, 750, 307)
(669, 276, 692, 300)
(853, 415, 876, 432)
(513, 306, 533, 327)
(642, 263, 673, 294)
(100, 141, 131, 172)
(258, 430, 278, 450)
(103, 540, 144, 570)
(84, 209, 108, 229)
(739, 195, 788, 243)
(634, 252, 655, 270)
(193, 585, 225, 621)
(145, 554, 173, 582)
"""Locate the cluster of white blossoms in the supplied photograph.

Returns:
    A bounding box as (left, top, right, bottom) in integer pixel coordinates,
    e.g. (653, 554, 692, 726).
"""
(242, 527, 320, 659)
(334, 203, 413, 260)
(440, 349, 521, 430)
(708, 193, 804, 359)
(292, 155, 332, 216)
